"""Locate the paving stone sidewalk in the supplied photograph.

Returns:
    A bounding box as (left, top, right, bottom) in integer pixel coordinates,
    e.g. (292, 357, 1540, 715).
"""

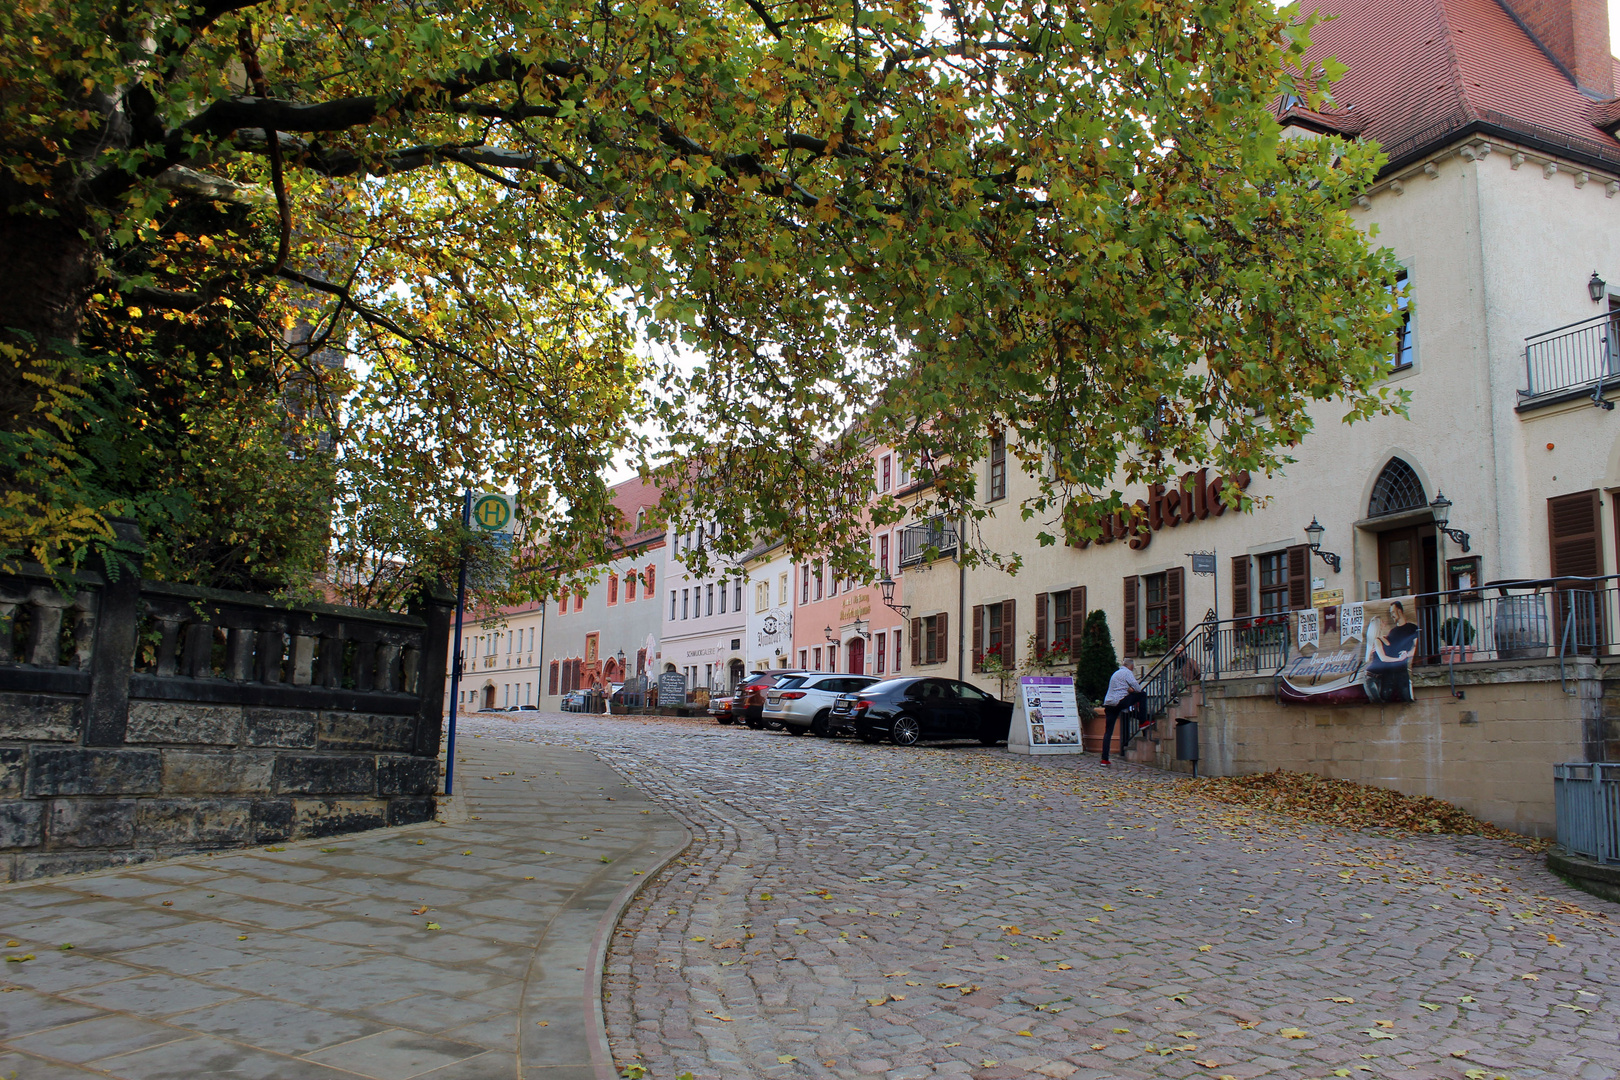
(0, 739, 688, 1080)
(478, 713, 1620, 1080)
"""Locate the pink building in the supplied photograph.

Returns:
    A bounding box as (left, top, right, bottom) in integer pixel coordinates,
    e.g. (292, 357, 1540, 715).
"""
(790, 447, 911, 677)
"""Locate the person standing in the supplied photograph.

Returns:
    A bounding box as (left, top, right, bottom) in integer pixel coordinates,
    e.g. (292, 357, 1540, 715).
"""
(1100, 658, 1145, 766)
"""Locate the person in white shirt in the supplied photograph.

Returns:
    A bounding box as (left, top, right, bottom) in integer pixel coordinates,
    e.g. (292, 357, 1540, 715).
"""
(1100, 659, 1145, 766)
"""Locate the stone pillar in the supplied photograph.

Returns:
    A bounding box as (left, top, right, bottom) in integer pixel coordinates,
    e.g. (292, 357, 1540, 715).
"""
(408, 582, 455, 759)
(83, 520, 145, 747)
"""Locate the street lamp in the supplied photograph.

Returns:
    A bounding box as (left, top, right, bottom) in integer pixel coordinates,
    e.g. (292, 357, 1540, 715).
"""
(1303, 516, 1342, 573)
(1590, 270, 1608, 303)
(852, 617, 871, 640)
(1429, 490, 1471, 552)
(877, 573, 911, 617)
(823, 625, 838, 644)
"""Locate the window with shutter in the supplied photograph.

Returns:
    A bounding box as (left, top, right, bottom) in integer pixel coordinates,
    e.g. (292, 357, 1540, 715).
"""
(548, 661, 559, 695)
(1123, 575, 1139, 656)
(1035, 593, 1049, 651)
(1232, 556, 1251, 619)
(1287, 545, 1311, 610)
(1549, 490, 1604, 577)
(1003, 600, 1015, 667)
(1071, 586, 1087, 642)
(1165, 567, 1184, 645)
(937, 611, 948, 664)
(911, 618, 922, 666)
(971, 605, 984, 672)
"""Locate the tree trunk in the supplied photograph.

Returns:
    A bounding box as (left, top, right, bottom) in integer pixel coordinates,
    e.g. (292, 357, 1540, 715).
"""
(0, 182, 98, 429)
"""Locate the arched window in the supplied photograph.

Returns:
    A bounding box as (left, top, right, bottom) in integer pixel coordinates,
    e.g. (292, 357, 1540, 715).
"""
(1368, 458, 1426, 517)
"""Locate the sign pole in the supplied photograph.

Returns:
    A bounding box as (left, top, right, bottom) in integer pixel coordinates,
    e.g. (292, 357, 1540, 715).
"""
(444, 490, 472, 797)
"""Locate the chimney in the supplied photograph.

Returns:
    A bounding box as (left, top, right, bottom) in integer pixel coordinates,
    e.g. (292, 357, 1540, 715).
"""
(1507, 0, 1614, 97)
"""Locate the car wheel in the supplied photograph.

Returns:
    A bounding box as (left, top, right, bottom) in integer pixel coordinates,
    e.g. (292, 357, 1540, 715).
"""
(809, 711, 831, 738)
(860, 731, 881, 744)
(978, 734, 999, 746)
(890, 716, 922, 746)
(717, 717, 735, 726)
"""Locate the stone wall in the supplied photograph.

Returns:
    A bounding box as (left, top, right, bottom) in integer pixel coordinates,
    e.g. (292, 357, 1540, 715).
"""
(1, 530, 452, 881)
(1148, 656, 1616, 838)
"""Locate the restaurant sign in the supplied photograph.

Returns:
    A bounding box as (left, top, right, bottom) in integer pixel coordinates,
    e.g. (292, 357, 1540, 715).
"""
(1076, 469, 1251, 552)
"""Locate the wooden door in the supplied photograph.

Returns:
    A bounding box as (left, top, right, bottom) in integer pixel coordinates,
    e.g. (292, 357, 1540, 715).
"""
(1378, 527, 1422, 597)
(846, 637, 865, 675)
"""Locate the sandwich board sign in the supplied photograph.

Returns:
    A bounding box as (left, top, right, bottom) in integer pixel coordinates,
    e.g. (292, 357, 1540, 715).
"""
(1007, 675, 1084, 755)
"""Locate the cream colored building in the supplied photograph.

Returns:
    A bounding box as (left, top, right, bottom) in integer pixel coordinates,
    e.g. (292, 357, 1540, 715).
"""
(896, 0, 1620, 833)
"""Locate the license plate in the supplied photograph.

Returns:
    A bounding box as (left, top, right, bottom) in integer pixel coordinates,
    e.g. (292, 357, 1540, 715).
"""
(766, 695, 780, 705)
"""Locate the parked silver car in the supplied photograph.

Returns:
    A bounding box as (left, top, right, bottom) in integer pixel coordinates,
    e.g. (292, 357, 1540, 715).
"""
(762, 673, 880, 736)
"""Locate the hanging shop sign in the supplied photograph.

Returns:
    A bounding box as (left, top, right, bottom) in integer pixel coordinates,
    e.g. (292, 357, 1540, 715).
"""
(1277, 598, 1420, 706)
(1008, 676, 1084, 755)
(1076, 469, 1251, 552)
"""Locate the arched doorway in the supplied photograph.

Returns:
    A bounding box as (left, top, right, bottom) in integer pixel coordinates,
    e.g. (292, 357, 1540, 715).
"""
(846, 637, 865, 675)
(482, 684, 496, 710)
(729, 659, 745, 688)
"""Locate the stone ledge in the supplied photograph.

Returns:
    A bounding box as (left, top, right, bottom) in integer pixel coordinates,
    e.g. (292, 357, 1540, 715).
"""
(1546, 849, 1620, 905)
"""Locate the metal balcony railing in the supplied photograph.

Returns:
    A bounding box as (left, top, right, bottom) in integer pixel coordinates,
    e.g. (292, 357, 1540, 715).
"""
(1523, 311, 1620, 401)
(1555, 763, 1620, 865)
(898, 521, 958, 568)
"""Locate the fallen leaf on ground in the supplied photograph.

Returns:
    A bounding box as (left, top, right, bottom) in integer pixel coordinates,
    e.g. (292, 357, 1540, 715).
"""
(1278, 1027, 1308, 1039)
(411, 907, 429, 915)
(425, 922, 441, 930)
(1330, 997, 1355, 1003)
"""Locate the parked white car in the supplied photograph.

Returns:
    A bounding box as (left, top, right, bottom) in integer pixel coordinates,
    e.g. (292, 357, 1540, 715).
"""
(762, 673, 880, 736)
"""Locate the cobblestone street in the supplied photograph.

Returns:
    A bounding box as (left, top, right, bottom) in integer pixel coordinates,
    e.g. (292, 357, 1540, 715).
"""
(480, 713, 1619, 1080)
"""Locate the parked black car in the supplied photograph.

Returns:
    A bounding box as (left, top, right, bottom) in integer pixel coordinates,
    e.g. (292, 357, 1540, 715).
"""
(830, 677, 1013, 746)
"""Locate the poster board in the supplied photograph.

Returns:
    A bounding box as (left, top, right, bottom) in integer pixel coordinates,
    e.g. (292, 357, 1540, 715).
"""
(1277, 596, 1420, 706)
(1008, 676, 1084, 755)
(657, 672, 687, 707)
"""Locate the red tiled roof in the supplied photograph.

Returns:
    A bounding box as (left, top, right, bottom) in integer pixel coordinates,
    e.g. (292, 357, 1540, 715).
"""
(1289, 0, 1620, 167)
(609, 474, 664, 551)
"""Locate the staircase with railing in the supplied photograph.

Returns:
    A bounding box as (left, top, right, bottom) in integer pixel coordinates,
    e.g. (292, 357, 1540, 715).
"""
(1127, 612, 1293, 752)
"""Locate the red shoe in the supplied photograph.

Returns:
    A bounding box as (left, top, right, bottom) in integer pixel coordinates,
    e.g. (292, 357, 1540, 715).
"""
(1099, 759, 1111, 766)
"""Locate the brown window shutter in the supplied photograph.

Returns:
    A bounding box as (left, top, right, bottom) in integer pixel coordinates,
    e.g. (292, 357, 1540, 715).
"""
(972, 605, 984, 672)
(1003, 599, 1015, 666)
(548, 661, 559, 695)
(938, 611, 948, 664)
(911, 618, 922, 667)
(1549, 490, 1604, 577)
(1071, 586, 1087, 643)
(1034, 593, 1048, 650)
(1287, 544, 1310, 609)
(1165, 567, 1184, 645)
(1232, 556, 1251, 620)
(1123, 575, 1139, 657)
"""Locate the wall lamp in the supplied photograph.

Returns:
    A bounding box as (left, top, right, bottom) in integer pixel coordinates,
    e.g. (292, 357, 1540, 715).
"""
(1590, 270, 1608, 303)
(851, 617, 872, 641)
(1303, 517, 1342, 573)
(877, 573, 911, 618)
(823, 625, 839, 644)
(1428, 491, 1471, 552)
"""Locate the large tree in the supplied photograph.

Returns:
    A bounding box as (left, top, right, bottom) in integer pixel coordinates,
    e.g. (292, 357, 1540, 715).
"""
(1, 0, 1404, 593)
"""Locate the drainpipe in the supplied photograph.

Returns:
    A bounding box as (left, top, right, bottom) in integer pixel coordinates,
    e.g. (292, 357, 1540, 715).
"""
(957, 510, 967, 681)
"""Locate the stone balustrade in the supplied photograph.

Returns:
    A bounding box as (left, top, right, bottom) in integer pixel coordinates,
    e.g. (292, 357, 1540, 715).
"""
(0, 532, 453, 881)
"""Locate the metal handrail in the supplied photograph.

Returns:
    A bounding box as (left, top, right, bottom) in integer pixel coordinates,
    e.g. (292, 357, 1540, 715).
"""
(1523, 310, 1620, 398)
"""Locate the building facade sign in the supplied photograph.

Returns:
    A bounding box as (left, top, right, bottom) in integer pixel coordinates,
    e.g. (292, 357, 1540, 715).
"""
(1077, 469, 1251, 551)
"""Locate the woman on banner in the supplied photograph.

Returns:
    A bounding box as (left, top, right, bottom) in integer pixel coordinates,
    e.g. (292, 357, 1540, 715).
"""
(1364, 601, 1420, 703)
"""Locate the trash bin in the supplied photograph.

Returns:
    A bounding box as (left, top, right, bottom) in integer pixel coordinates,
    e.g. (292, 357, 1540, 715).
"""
(1175, 719, 1199, 778)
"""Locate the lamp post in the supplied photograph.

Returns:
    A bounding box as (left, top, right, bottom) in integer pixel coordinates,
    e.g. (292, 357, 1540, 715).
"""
(1429, 490, 1471, 552)
(878, 573, 911, 618)
(1303, 516, 1342, 573)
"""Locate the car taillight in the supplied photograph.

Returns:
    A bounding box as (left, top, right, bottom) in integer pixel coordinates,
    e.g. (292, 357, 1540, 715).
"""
(854, 699, 872, 713)
(781, 691, 806, 700)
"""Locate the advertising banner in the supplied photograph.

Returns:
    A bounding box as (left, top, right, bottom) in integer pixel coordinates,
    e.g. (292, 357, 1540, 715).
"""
(1277, 597, 1421, 706)
(1008, 676, 1084, 755)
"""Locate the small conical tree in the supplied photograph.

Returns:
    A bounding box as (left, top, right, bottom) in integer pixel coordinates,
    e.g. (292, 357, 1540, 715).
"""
(1075, 608, 1118, 702)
